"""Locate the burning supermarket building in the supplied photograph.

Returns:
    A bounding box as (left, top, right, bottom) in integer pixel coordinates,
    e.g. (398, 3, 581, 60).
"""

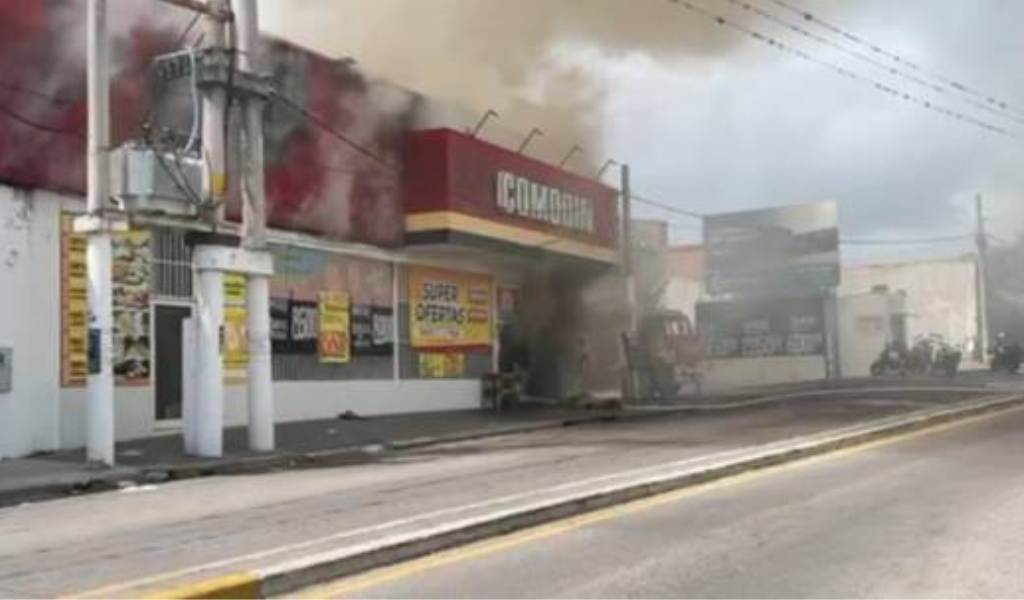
(0, 0, 623, 459)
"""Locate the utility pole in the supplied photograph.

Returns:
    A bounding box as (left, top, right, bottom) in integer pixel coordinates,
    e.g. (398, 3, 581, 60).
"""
(620, 164, 638, 403)
(974, 194, 989, 363)
(188, 0, 274, 456)
(83, 0, 115, 466)
(234, 0, 275, 452)
(621, 164, 637, 333)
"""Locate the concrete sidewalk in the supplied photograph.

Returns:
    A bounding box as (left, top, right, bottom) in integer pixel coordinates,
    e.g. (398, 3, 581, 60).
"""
(0, 405, 629, 507)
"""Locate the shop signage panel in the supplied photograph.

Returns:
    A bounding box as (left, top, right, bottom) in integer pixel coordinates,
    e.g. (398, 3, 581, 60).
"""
(704, 201, 839, 294)
(223, 273, 248, 379)
(352, 304, 394, 356)
(409, 266, 493, 350)
(697, 295, 826, 358)
(318, 291, 351, 364)
(418, 352, 465, 378)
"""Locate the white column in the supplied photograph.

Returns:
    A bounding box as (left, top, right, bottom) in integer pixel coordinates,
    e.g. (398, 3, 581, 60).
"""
(246, 271, 274, 451)
(195, 262, 225, 457)
(85, 232, 114, 464)
(181, 316, 197, 454)
(85, 0, 114, 466)
(392, 263, 401, 380)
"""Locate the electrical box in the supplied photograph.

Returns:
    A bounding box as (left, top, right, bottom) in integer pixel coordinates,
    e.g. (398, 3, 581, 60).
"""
(110, 145, 203, 217)
(0, 347, 12, 394)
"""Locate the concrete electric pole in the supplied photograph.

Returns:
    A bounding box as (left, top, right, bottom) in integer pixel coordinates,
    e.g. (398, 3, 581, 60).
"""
(83, 0, 115, 466)
(234, 0, 275, 452)
(187, 0, 275, 456)
(974, 194, 989, 363)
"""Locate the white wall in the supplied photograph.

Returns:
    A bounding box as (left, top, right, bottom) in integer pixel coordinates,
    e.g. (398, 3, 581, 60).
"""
(838, 292, 906, 377)
(0, 186, 75, 459)
(665, 276, 702, 323)
(841, 257, 979, 354)
(702, 356, 826, 392)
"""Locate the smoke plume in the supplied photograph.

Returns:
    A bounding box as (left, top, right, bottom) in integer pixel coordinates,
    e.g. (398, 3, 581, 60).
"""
(261, 0, 750, 169)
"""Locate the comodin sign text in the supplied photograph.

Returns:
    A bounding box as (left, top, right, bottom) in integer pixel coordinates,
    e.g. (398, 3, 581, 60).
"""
(495, 171, 595, 234)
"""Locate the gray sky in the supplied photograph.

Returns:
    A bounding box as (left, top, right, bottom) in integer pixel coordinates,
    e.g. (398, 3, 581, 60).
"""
(263, 0, 1024, 264)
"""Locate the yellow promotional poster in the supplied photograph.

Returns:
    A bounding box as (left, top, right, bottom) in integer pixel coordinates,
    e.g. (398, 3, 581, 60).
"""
(223, 273, 248, 379)
(61, 213, 152, 386)
(409, 267, 492, 350)
(318, 291, 351, 363)
(418, 353, 465, 378)
(60, 214, 89, 386)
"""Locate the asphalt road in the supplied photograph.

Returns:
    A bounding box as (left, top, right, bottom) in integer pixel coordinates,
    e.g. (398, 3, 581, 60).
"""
(0, 388, 1007, 597)
(313, 405, 1024, 599)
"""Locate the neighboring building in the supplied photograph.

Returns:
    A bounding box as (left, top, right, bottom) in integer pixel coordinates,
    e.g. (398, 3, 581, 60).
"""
(665, 244, 704, 323)
(663, 244, 982, 386)
(0, 4, 622, 459)
(837, 287, 909, 377)
(839, 255, 982, 364)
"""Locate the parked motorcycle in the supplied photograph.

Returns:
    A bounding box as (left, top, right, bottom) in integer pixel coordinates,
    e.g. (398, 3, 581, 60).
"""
(870, 342, 907, 376)
(990, 333, 1022, 374)
(932, 340, 962, 377)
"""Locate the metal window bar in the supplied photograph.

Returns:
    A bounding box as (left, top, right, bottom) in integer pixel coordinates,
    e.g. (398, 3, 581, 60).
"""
(150, 227, 193, 298)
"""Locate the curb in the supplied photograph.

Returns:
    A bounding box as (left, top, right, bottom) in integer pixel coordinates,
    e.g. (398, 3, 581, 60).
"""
(0, 412, 629, 508)
(139, 393, 1024, 599)
(3, 385, 996, 508)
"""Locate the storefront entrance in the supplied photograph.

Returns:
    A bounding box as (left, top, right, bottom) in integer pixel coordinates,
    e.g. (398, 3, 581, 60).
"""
(153, 303, 192, 421)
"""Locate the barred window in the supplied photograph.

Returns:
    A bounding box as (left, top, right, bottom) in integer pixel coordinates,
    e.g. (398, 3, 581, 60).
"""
(150, 227, 192, 298)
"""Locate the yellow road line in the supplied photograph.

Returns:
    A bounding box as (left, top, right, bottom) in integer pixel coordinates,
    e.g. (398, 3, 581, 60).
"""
(302, 403, 1024, 598)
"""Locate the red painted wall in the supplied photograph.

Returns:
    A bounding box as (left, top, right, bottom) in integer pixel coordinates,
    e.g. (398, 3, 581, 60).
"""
(0, 0, 405, 246)
(403, 129, 620, 249)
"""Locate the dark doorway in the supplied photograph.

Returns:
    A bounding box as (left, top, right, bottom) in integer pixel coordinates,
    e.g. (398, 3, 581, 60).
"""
(154, 304, 192, 421)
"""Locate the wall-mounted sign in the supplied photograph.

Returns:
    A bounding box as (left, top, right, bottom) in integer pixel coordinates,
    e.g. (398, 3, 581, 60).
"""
(222, 273, 248, 379)
(409, 266, 492, 350)
(318, 291, 351, 363)
(697, 295, 826, 359)
(704, 201, 839, 294)
(495, 171, 595, 234)
(352, 304, 394, 356)
(60, 213, 151, 387)
(418, 352, 465, 378)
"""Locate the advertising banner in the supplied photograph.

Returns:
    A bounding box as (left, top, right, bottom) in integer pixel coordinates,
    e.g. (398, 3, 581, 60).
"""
(61, 213, 151, 387)
(61, 214, 89, 386)
(222, 273, 248, 378)
(418, 352, 466, 378)
(352, 304, 394, 356)
(409, 267, 493, 350)
(318, 291, 351, 363)
(697, 295, 826, 358)
(704, 201, 839, 295)
(111, 229, 152, 384)
(270, 244, 392, 358)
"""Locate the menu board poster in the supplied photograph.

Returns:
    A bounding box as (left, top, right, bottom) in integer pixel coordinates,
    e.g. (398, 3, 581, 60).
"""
(60, 214, 89, 387)
(61, 213, 152, 387)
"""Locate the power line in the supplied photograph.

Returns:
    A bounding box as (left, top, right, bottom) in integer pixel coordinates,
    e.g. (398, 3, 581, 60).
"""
(0, 80, 76, 105)
(666, 0, 1017, 140)
(630, 192, 705, 219)
(765, 0, 1024, 120)
(720, 0, 1024, 126)
(0, 103, 84, 138)
(270, 91, 399, 171)
(840, 234, 971, 246)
